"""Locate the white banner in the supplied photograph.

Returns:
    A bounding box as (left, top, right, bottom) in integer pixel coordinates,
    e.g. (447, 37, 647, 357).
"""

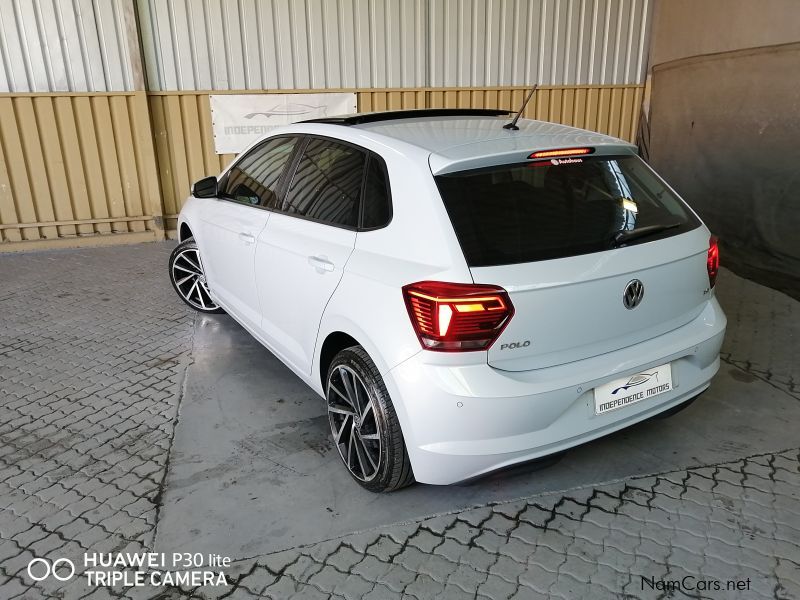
(209, 93, 357, 154)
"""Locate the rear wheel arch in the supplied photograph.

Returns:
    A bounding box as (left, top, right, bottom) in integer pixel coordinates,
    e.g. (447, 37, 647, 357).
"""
(318, 331, 360, 390)
(315, 320, 395, 392)
(315, 324, 413, 442)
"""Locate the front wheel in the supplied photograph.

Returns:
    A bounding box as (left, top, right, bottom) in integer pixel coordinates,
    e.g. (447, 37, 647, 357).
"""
(326, 346, 414, 492)
(168, 239, 224, 314)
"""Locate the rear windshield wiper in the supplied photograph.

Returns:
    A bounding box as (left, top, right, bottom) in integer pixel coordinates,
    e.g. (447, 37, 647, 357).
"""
(611, 223, 682, 248)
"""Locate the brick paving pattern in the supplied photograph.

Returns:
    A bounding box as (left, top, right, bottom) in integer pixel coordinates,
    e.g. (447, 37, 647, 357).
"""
(0, 244, 798, 599)
(217, 450, 800, 600)
(0, 245, 195, 599)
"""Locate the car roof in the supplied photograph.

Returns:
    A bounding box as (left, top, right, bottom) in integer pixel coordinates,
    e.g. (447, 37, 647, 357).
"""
(282, 112, 636, 174)
(354, 115, 622, 153)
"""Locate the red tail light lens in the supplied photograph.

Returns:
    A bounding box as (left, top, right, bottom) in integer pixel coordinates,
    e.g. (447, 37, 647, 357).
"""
(402, 281, 514, 352)
(707, 235, 720, 288)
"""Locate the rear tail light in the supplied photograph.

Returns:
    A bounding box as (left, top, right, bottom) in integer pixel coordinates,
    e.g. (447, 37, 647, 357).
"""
(707, 235, 720, 288)
(402, 281, 514, 352)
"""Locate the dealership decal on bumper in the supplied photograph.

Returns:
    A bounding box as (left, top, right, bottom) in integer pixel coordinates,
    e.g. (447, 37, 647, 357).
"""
(594, 363, 673, 415)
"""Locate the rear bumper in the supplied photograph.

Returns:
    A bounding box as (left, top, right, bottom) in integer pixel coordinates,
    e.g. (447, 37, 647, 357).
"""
(384, 297, 726, 485)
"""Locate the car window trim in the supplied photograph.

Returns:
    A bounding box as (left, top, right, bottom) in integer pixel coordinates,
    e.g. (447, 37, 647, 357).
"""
(269, 135, 308, 210)
(357, 154, 371, 229)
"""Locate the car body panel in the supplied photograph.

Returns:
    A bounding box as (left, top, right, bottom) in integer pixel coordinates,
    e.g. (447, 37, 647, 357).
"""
(313, 148, 476, 381)
(174, 114, 727, 486)
(255, 212, 356, 376)
(194, 200, 270, 331)
(385, 297, 726, 484)
(478, 227, 713, 371)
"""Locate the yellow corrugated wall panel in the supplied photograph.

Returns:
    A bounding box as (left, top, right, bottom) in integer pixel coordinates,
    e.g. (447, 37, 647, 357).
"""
(109, 96, 145, 233)
(0, 92, 161, 246)
(196, 95, 221, 174)
(181, 96, 206, 193)
(149, 95, 175, 222)
(0, 127, 22, 241)
(147, 94, 238, 230)
(0, 97, 35, 241)
(53, 97, 94, 236)
(15, 97, 58, 239)
(93, 96, 129, 232)
(164, 95, 191, 220)
(74, 96, 111, 235)
(128, 94, 164, 238)
(1, 85, 642, 245)
(34, 97, 75, 238)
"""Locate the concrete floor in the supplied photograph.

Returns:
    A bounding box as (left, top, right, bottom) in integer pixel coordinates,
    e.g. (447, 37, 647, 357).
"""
(155, 264, 800, 559)
(1, 242, 797, 599)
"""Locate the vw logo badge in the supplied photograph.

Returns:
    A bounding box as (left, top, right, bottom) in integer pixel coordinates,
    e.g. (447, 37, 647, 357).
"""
(623, 279, 645, 309)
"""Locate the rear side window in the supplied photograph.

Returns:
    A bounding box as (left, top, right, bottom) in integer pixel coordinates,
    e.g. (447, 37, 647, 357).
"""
(282, 138, 366, 228)
(361, 157, 392, 229)
(222, 136, 297, 207)
(436, 155, 700, 267)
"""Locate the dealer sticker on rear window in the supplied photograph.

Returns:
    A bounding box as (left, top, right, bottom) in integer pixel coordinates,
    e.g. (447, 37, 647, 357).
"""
(593, 363, 673, 415)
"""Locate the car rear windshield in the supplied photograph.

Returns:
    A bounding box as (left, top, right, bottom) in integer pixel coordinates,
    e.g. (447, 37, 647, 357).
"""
(436, 155, 701, 267)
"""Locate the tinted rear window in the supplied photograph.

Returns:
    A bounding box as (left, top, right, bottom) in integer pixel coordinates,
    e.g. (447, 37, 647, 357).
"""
(436, 155, 701, 267)
(361, 156, 392, 229)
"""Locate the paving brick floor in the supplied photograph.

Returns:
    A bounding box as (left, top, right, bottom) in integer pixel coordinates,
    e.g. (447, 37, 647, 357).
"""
(0, 242, 798, 599)
(217, 450, 800, 600)
(0, 245, 195, 599)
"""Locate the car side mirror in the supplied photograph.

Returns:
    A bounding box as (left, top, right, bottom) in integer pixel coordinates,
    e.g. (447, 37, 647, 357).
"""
(192, 176, 218, 199)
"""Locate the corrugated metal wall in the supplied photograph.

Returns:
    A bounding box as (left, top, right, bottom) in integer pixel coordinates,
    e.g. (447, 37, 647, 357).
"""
(0, 0, 143, 92)
(0, 0, 161, 248)
(430, 0, 651, 86)
(0, 0, 651, 248)
(0, 92, 161, 243)
(137, 0, 431, 90)
(139, 0, 651, 90)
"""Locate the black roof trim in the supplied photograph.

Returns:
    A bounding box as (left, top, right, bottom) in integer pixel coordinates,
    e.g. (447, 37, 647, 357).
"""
(301, 108, 511, 126)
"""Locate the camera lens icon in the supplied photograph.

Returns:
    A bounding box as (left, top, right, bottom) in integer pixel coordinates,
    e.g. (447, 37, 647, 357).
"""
(27, 558, 75, 582)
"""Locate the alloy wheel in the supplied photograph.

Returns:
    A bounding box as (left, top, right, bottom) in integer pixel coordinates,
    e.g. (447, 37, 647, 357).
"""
(327, 365, 382, 481)
(170, 248, 219, 311)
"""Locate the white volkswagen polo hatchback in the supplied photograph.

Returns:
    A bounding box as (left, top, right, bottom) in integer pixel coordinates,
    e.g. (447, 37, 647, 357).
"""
(169, 109, 726, 492)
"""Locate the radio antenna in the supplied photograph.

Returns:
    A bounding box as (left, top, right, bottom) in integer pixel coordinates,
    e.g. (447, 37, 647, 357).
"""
(503, 84, 538, 131)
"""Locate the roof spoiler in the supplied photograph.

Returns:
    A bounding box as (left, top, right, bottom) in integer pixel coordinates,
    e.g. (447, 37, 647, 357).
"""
(301, 108, 511, 126)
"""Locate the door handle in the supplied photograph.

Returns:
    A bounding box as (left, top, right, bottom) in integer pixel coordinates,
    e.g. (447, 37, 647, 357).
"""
(308, 255, 335, 272)
(239, 232, 256, 244)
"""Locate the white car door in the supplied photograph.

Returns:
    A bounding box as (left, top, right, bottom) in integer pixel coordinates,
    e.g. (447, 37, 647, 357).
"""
(198, 136, 300, 330)
(255, 137, 365, 375)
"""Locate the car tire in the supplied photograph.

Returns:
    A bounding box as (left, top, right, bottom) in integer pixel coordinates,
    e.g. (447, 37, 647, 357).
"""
(168, 238, 225, 314)
(326, 346, 415, 492)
